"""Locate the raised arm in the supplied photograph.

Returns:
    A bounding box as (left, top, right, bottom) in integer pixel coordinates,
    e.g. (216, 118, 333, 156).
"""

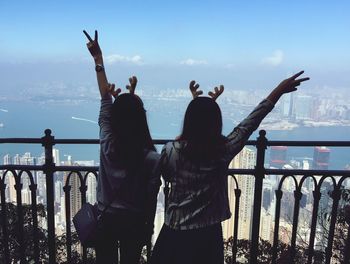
(83, 30, 111, 98)
(224, 71, 309, 160)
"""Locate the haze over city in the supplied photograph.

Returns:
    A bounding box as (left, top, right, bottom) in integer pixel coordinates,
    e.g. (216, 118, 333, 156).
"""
(0, 1, 350, 99)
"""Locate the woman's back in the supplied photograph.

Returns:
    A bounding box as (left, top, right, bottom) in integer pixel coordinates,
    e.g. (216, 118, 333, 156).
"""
(161, 141, 230, 230)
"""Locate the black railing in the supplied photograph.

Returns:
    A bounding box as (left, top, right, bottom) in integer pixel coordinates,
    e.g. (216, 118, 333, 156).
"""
(1, 129, 350, 264)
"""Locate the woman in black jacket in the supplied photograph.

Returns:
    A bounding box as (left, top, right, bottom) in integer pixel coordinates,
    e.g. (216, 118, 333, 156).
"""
(83, 30, 161, 264)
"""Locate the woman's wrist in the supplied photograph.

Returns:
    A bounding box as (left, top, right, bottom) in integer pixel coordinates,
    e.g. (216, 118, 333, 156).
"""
(94, 55, 103, 65)
(266, 87, 283, 104)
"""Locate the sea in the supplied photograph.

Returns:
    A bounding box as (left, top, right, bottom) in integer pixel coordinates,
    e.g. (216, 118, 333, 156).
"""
(0, 100, 349, 169)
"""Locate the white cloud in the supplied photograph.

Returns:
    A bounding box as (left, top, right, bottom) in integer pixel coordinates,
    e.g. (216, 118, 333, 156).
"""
(104, 54, 143, 65)
(262, 50, 284, 66)
(224, 63, 237, 70)
(180, 58, 208, 66)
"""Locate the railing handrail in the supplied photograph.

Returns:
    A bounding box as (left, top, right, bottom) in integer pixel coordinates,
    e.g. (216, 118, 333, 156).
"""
(2, 137, 350, 147)
(2, 165, 350, 178)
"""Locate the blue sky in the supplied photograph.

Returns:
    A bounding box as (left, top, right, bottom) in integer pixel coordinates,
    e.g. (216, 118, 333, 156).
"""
(0, 1, 349, 92)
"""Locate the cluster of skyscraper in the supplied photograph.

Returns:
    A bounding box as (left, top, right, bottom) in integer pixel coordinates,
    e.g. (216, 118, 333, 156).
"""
(220, 144, 339, 262)
(1, 149, 97, 235)
(279, 93, 350, 122)
(0, 144, 346, 251)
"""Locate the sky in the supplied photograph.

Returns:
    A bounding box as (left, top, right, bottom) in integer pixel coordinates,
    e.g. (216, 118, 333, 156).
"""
(0, 1, 349, 94)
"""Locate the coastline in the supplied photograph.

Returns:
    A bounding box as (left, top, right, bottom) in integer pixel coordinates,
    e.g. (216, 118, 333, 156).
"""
(260, 120, 350, 131)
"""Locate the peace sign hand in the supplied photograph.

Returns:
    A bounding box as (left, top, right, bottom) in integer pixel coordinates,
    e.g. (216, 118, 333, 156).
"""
(276, 71, 310, 94)
(83, 30, 102, 61)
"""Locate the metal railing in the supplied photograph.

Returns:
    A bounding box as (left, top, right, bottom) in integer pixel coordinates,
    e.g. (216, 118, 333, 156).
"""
(1, 129, 350, 264)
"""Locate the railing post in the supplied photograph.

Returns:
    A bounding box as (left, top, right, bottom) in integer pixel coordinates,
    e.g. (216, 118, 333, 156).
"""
(249, 130, 267, 264)
(80, 184, 88, 263)
(63, 185, 72, 262)
(14, 181, 25, 263)
(272, 189, 283, 264)
(290, 189, 302, 263)
(42, 129, 56, 264)
(325, 188, 341, 264)
(344, 205, 350, 264)
(232, 188, 241, 264)
(0, 181, 10, 263)
(307, 189, 321, 264)
(29, 183, 40, 264)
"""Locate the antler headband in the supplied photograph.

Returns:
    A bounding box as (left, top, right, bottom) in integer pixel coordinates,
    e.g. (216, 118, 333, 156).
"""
(189, 80, 224, 101)
(126, 76, 137, 95)
(108, 75, 138, 99)
(208, 85, 224, 101)
(189, 80, 203, 99)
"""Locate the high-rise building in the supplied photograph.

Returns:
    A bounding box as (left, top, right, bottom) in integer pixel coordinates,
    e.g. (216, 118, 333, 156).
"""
(60, 195, 66, 225)
(288, 93, 295, 121)
(300, 190, 307, 208)
(36, 171, 46, 203)
(75, 160, 96, 205)
(52, 148, 60, 165)
(13, 154, 20, 165)
(313, 147, 330, 170)
(86, 174, 97, 204)
(5, 172, 17, 203)
(21, 188, 32, 204)
(280, 93, 294, 118)
(3, 154, 11, 165)
(20, 152, 36, 188)
(3, 154, 17, 203)
(222, 147, 256, 240)
(63, 160, 82, 218)
(21, 152, 35, 165)
(269, 146, 288, 168)
(319, 181, 332, 210)
(262, 188, 271, 211)
(222, 176, 237, 239)
(295, 95, 313, 120)
(55, 180, 63, 204)
(280, 191, 294, 220)
(259, 208, 272, 242)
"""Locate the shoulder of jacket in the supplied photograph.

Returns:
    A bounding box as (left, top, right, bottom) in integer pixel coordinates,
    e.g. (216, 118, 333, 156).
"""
(143, 149, 160, 168)
(146, 149, 161, 160)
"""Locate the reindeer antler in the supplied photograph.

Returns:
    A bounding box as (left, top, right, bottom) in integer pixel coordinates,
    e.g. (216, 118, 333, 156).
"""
(189, 80, 203, 99)
(208, 85, 224, 101)
(107, 83, 121, 98)
(126, 76, 138, 94)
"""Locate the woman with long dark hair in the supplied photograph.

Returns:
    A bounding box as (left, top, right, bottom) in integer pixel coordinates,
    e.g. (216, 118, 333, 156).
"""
(151, 73, 309, 264)
(83, 30, 161, 264)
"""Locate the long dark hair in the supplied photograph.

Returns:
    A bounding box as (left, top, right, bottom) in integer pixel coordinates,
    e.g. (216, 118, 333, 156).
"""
(111, 93, 155, 168)
(178, 97, 226, 163)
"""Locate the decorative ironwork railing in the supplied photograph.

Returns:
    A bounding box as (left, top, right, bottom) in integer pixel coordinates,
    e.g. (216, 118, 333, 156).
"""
(1, 129, 350, 264)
